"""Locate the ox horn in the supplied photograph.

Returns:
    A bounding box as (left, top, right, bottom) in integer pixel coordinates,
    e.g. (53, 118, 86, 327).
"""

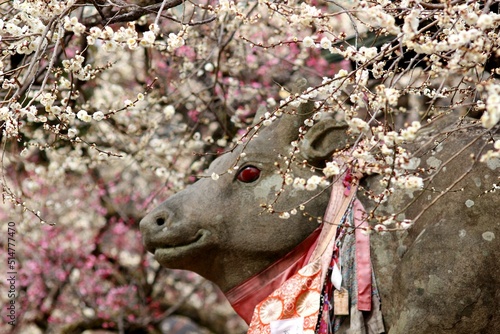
(274, 99, 315, 146)
(273, 78, 315, 144)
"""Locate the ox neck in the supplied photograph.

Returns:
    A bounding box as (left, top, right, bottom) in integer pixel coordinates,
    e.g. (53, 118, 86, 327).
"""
(224, 227, 322, 324)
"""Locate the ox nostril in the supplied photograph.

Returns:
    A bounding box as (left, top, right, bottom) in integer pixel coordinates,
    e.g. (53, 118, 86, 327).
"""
(156, 217, 166, 226)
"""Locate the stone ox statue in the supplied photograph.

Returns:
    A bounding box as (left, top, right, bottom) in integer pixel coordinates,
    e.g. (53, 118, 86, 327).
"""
(140, 104, 499, 334)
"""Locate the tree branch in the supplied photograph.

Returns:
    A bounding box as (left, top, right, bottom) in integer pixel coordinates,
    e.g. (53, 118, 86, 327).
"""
(104, 0, 184, 25)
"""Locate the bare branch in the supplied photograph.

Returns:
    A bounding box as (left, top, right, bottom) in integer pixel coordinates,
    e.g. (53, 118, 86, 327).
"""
(104, 0, 184, 24)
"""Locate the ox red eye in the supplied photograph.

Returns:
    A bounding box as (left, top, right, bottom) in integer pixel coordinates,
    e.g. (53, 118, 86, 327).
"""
(237, 166, 261, 183)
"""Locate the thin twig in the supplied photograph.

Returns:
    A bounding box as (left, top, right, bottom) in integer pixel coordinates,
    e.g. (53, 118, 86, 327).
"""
(12, 17, 56, 102)
(154, 0, 174, 28)
(27, 22, 65, 108)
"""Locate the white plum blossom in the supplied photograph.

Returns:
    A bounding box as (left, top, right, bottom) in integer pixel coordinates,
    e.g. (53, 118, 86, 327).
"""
(140, 30, 156, 47)
(323, 161, 340, 177)
(102, 40, 117, 52)
(374, 224, 388, 234)
(305, 175, 323, 191)
(40, 92, 57, 109)
(380, 144, 393, 156)
(302, 36, 315, 48)
(400, 121, 422, 141)
(401, 175, 424, 191)
(163, 105, 175, 120)
(67, 128, 78, 138)
(263, 119, 273, 126)
(403, 9, 420, 40)
(380, 131, 403, 147)
(77, 110, 91, 122)
(356, 46, 378, 63)
(92, 111, 104, 121)
(320, 37, 331, 49)
(87, 35, 96, 45)
(0, 106, 9, 121)
(381, 216, 396, 226)
(167, 32, 185, 51)
(63, 16, 85, 36)
(385, 88, 400, 106)
(204, 63, 215, 72)
(279, 212, 290, 219)
(127, 38, 138, 50)
(400, 220, 414, 229)
(89, 26, 102, 38)
(348, 118, 370, 133)
(293, 177, 306, 190)
(476, 13, 496, 30)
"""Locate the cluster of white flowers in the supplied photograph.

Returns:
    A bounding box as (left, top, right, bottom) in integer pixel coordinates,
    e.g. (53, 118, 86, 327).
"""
(106, 23, 140, 50)
(351, 46, 379, 64)
(0, 102, 45, 138)
(400, 121, 422, 141)
(480, 139, 500, 164)
(402, 9, 420, 41)
(140, 30, 156, 47)
(262, 111, 277, 126)
(63, 16, 85, 36)
(395, 175, 424, 191)
(61, 54, 95, 81)
(404, 2, 499, 74)
(265, 2, 324, 28)
(1, 10, 46, 55)
(290, 175, 329, 191)
(323, 161, 341, 178)
(355, 4, 400, 35)
(85, 23, 165, 52)
(347, 117, 369, 134)
(167, 32, 186, 51)
(13, 0, 73, 20)
(76, 110, 91, 122)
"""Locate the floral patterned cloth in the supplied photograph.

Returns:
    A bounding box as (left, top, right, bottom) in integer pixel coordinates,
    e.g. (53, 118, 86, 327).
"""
(247, 176, 356, 334)
(246, 198, 385, 334)
(247, 254, 329, 334)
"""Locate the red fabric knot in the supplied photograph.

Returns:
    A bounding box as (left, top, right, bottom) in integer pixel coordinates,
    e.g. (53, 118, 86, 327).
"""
(343, 169, 362, 197)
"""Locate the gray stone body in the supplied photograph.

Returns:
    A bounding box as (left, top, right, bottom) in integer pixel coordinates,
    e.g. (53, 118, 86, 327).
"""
(140, 109, 499, 334)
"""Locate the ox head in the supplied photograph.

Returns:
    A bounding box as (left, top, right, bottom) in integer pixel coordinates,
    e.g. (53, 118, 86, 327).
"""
(140, 102, 351, 291)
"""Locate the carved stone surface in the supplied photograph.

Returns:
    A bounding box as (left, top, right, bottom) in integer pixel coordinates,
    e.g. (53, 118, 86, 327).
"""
(362, 116, 499, 333)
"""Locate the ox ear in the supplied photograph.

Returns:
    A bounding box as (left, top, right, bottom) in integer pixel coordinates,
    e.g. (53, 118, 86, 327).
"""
(299, 120, 353, 167)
